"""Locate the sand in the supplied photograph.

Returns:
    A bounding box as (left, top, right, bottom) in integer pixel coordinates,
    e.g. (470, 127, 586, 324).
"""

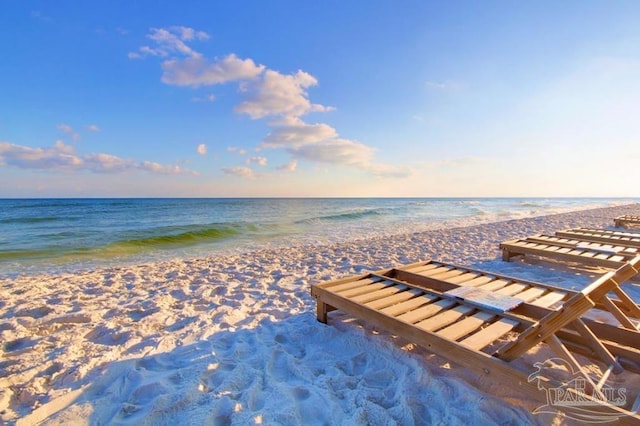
(2, 204, 640, 425)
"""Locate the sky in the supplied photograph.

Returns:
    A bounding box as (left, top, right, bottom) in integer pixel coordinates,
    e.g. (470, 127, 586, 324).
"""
(1, 1, 640, 197)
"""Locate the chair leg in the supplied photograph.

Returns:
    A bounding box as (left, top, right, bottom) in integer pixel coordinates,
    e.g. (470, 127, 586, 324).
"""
(317, 300, 329, 323)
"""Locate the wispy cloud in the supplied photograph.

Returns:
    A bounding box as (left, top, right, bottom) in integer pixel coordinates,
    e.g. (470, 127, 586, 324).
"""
(277, 160, 298, 172)
(57, 123, 80, 141)
(191, 94, 217, 103)
(0, 141, 197, 175)
(86, 124, 100, 132)
(197, 143, 207, 155)
(128, 26, 209, 59)
(222, 166, 255, 178)
(227, 146, 247, 155)
(246, 156, 267, 166)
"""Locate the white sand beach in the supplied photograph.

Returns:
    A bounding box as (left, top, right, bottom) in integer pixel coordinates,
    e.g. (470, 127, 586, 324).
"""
(2, 204, 640, 425)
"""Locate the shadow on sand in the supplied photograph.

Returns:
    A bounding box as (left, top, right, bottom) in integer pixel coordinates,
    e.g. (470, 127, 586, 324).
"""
(26, 312, 536, 425)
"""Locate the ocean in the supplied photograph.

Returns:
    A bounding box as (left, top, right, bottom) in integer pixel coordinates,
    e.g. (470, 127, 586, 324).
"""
(0, 198, 635, 277)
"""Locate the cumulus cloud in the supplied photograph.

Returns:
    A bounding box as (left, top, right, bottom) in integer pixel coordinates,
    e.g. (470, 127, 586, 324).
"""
(197, 143, 207, 155)
(130, 25, 407, 180)
(162, 54, 265, 87)
(261, 117, 337, 148)
(235, 70, 333, 119)
(246, 156, 267, 166)
(222, 166, 254, 178)
(0, 141, 196, 175)
(287, 138, 374, 167)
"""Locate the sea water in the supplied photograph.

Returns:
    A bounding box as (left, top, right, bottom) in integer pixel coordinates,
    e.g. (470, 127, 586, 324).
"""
(0, 198, 635, 277)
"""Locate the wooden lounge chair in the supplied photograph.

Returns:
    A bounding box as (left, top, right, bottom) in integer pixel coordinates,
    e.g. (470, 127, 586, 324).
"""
(615, 215, 640, 229)
(500, 234, 640, 269)
(311, 258, 640, 423)
(557, 228, 640, 248)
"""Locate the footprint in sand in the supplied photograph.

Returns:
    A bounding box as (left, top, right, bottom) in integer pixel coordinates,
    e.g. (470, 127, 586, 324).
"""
(0, 322, 14, 331)
(206, 395, 234, 425)
(267, 349, 297, 382)
(292, 386, 311, 401)
(166, 316, 197, 332)
(127, 307, 160, 321)
(129, 381, 169, 405)
(199, 361, 238, 392)
(42, 313, 92, 328)
(3, 337, 38, 353)
(15, 305, 54, 319)
(135, 356, 167, 372)
(84, 325, 131, 346)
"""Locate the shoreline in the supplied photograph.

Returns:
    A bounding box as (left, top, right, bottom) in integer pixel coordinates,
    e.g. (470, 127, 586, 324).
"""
(1, 198, 634, 280)
(2, 203, 640, 424)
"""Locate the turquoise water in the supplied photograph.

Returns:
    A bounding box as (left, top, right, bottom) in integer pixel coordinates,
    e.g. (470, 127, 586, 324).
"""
(0, 198, 635, 276)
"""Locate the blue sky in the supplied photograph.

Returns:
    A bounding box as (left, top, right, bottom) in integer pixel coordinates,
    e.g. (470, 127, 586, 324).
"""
(1, 1, 640, 197)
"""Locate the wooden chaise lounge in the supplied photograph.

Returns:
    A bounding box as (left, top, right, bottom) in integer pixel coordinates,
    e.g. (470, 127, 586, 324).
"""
(311, 258, 640, 422)
(556, 228, 640, 248)
(615, 215, 640, 229)
(500, 234, 640, 269)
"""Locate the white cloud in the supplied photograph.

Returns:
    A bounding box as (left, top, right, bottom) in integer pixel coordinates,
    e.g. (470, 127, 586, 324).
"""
(86, 124, 100, 132)
(227, 146, 247, 155)
(191, 94, 217, 103)
(197, 143, 207, 155)
(53, 140, 75, 154)
(129, 26, 209, 60)
(130, 26, 406, 180)
(57, 124, 80, 141)
(162, 54, 265, 87)
(0, 141, 196, 175)
(57, 124, 73, 134)
(235, 70, 334, 119)
(288, 138, 374, 167)
(167, 26, 209, 42)
(246, 156, 267, 166)
(0, 141, 81, 169)
(276, 132, 412, 178)
(222, 166, 254, 178)
(262, 117, 337, 148)
(277, 160, 297, 172)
